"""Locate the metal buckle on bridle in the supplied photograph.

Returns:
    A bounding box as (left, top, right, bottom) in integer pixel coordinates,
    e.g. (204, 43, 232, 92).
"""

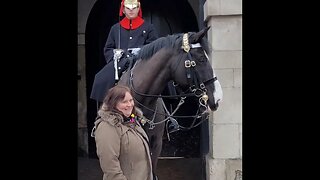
(185, 60, 191, 68)
(200, 83, 205, 89)
(190, 61, 196, 67)
(185, 60, 196, 68)
(189, 86, 202, 97)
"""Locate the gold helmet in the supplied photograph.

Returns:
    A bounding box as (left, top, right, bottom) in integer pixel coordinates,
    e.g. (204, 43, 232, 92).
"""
(119, 0, 142, 17)
(124, 0, 140, 9)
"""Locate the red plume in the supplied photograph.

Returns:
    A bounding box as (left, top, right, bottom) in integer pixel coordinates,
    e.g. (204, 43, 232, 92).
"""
(138, 2, 142, 17)
(119, 0, 125, 16)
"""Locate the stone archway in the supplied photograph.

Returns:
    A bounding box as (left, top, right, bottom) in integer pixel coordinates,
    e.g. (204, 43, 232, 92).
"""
(82, 0, 208, 179)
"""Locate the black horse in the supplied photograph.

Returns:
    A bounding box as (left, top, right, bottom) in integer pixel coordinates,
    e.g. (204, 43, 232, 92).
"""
(118, 26, 222, 176)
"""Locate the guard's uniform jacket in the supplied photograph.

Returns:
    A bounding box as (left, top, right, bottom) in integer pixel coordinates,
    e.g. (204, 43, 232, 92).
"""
(104, 16, 158, 64)
(90, 16, 158, 102)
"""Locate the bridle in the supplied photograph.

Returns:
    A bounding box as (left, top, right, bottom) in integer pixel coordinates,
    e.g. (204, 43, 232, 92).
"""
(128, 33, 215, 132)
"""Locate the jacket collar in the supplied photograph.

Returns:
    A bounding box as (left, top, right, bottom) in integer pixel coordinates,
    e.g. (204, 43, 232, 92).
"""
(120, 16, 144, 30)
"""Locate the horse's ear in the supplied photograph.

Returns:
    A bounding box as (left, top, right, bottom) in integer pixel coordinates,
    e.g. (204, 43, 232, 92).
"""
(192, 26, 211, 43)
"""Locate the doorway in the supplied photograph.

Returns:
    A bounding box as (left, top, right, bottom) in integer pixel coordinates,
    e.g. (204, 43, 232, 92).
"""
(84, 0, 208, 179)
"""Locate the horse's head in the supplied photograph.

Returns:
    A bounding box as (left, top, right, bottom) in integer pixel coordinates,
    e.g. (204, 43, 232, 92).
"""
(172, 27, 223, 112)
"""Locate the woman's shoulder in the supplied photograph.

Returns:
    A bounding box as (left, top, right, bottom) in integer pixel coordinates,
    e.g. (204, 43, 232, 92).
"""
(97, 110, 123, 126)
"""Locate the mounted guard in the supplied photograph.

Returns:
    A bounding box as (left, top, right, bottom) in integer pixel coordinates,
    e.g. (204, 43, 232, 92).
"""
(90, 0, 158, 103)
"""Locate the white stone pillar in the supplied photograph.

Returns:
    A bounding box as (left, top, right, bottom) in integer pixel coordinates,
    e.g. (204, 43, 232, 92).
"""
(204, 0, 242, 179)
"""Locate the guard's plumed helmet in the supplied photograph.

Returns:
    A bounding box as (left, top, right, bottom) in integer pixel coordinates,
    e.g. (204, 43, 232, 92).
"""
(119, 0, 142, 17)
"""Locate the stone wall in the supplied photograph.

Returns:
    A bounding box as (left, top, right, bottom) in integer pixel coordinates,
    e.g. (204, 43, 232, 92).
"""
(204, 0, 242, 179)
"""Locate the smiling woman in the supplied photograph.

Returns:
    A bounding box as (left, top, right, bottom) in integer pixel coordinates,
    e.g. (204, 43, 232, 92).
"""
(91, 85, 154, 180)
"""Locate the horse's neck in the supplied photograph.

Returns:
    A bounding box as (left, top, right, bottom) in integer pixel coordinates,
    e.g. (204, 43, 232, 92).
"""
(132, 50, 174, 103)
(133, 61, 169, 95)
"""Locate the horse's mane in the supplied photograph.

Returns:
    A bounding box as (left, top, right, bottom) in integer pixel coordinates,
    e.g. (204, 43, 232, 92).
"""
(138, 33, 183, 61)
(138, 32, 211, 61)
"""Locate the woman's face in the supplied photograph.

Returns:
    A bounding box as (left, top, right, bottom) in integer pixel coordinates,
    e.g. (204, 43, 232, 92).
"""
(116, 92, 134, 117)
(123, 6, 139, 20)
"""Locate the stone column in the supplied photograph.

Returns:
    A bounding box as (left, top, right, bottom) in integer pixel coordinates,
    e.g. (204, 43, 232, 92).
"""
(204, 0, 242, 179)
(78, 0, 97, 157)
